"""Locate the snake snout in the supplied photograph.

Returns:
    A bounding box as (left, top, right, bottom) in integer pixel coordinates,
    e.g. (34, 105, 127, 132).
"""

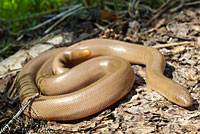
(173, 90, 193, 107)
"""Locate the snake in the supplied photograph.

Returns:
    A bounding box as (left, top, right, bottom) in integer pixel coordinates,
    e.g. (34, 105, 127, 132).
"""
(17, 39, 193, 121)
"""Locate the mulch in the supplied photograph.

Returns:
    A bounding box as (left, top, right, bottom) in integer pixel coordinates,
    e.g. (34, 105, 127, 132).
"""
(0, 6, 199, 134)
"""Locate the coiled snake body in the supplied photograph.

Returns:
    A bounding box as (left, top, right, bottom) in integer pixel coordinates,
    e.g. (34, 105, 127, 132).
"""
(17, 39, 193, 121)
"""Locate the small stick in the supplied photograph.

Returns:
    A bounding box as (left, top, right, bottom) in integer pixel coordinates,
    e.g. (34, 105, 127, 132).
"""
(145, 0, 171, 26)
(152, 41, 194, 49)
(0, 43, 13, 55)
(0, 69, 21, 79)
(0, 93, 39, 134)
(25, 4, 82, 32)
(185, 1, 200, 6)
(180, 22, 200, 25)
(130, 0, 136, 13)
(7, 75, 18, 100)
(44, 6, 84, 34)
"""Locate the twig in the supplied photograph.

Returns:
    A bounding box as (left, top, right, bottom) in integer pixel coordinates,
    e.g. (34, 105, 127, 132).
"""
(0, 69, 21, 79)
(152, 41, 194, 49)
(130, 0, 136, 13)
(0, 43, 13, 55)
(0, 33, 25, 54)
(13, 5, 74, 22)
(185, 1, 200, 6)
(169, 0, 184, 13)
(94, 23, 105, 31)
(0, 93, 39, 134)
(25, 4, 82, 32)
(145, 0, 171, 26)
(180, 22, 200, 25)
(66, 30, 101, 46)
(65, 21, 116, 46)
(44, 6, 84, 34)
(156, 0, 171, 12)
(7, 74, 20, 100)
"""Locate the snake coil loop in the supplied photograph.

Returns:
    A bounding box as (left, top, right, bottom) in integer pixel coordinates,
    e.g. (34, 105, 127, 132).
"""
(17, 39, 193, 121)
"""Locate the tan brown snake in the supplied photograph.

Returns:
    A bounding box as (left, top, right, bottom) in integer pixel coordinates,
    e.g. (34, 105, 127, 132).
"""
(17, 39, 193, 121)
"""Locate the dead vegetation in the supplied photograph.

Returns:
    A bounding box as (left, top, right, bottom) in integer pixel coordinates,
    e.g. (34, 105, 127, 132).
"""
(0, 2, 200, 134)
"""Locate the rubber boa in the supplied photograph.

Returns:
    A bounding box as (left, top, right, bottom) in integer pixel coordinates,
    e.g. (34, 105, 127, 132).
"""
(17, 39, 193, 121)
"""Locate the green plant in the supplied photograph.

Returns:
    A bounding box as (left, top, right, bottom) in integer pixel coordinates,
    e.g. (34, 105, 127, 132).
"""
(0, 0, 71, 57)
(0, 40, 12, 57)
(0, 0, 69, 32)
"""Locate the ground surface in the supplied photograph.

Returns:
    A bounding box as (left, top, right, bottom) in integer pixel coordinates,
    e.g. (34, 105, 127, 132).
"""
(0, 7, 200, 134)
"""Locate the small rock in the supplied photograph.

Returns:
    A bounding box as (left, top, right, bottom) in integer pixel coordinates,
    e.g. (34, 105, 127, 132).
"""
(159, 48, 171, 54)
(185, 10, 196, 17)
(128, 21, 140, 30)
(187, 68, 198, 80)
(190, 25, 200, 32)
(187, 80, 197, 87)
(180, 53, 192, 61)
(187, 59, 197, 65)
(197, 65, 200, 71)
(126, 107, 142, 114)
(176, 24, 189, 38)
(196, 37, 200, 47)
(47, 35, 63, 45)
(168, 23, 189, 38)
(182, 125, 198, 133)
(172, 46, 185, 54)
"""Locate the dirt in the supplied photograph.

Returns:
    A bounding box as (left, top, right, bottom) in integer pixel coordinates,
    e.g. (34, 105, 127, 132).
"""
(0, 7, 200, 134)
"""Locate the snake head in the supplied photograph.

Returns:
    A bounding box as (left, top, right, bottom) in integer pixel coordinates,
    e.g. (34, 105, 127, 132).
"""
(171, 86, 193, 107)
